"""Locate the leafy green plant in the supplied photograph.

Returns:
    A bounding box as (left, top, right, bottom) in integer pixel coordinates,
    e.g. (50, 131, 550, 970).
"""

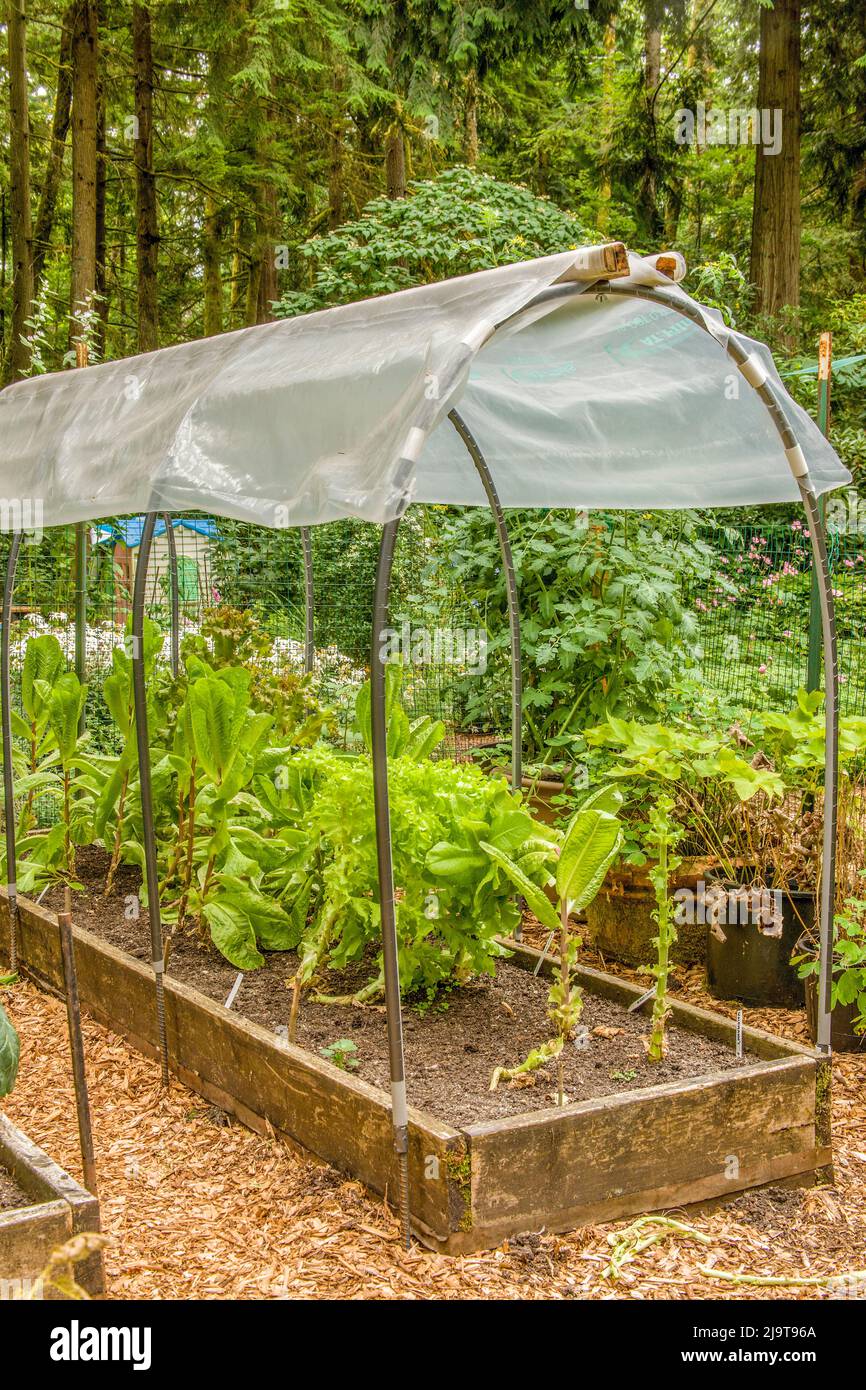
(91, 618, 161, 893)
(488, 785, 623, 1104)
(16, 634, 64, 830)
(319, 1039, 359, 1072)
(583, 714, 786, 873)
(163, 661, 296, 969)
(445, 509, 725, 768)
(583, 716, 789, 1061)
(645, 795, 683, 1062)
(2, 639, 98, 895)
(0, 991, 19, 1097)
(274, 167, 590, 317)
(182, 606, 333, 746)
(794, 879, 866, 1033)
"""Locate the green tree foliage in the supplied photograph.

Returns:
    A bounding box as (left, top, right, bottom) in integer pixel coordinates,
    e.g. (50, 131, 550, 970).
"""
(273, 166, 591, 314)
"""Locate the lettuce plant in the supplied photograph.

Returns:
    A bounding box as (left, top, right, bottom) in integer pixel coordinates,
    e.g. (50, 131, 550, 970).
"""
(488, 785, 623, 1103)
(2, 637, 95, 893)
(89, 618, 162, 893)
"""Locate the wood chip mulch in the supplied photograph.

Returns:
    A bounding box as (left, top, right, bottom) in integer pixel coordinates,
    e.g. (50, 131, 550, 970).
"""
(2, 967, 865, 1301)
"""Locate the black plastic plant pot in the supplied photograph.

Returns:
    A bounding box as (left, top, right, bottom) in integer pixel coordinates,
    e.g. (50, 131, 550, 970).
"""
(705, 890, 813, 1008)
(804, 975, 866, 1052)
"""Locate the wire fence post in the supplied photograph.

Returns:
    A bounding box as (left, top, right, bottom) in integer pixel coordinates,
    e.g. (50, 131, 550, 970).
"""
(807, 333, 832, 693)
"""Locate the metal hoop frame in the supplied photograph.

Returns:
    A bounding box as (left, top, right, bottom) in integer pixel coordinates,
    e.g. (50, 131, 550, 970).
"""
(0, 276, 840, 1251)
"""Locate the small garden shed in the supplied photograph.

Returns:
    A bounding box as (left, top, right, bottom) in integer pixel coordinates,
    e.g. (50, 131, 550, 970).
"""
(95, 516, 218, 624)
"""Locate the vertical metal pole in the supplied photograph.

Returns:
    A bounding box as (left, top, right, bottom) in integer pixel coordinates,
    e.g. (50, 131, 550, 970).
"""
(2, 532, 22, 973)
(131, 512, 169, 1085)
(162, 514, 180, 678)
(371, 519, 411, 1249)
(807, 333, 832, 692)
(799, 485, 839, 1055)
(58, 905, 99, 1196)
(301, 526, 314, 675)
(449, 410, 522, 791)
(597, 282, 840, 1055)
(74, 522, 87, 733)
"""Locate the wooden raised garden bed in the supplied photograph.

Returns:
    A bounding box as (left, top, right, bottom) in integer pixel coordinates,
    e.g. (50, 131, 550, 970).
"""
(0, 889, 830, 1255)
(0, 1112, 102, 1297)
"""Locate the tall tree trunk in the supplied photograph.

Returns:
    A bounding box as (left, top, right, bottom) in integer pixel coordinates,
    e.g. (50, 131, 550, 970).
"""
(70, 0, 98, 350)
(464, 69, 479, 167)
(95, 53, 107, 354)
(256, 183, 278, 322)
(32, 4, 74, 293)
(6, 0, 34, 381)
(639, 13, 664, 245)
(244, 229, 262, 327)
(133, 2, 159, 351)
(229, 214, 243, 328)
(385, 126, 406, 199)
(202, 194, 223, 335)
(597, 18, 617, 235)
(749, 0, 801, 341)
(244, 184, 278, 327)
(328, 65, 345, 230)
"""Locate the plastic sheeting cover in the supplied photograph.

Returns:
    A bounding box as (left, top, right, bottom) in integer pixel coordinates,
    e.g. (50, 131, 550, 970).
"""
(0, 248, 849, 527)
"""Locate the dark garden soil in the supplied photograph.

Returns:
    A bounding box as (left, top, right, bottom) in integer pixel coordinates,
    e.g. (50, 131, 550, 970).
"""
(0, 1164, 32, 1211)
(46, 846, 752, 1127)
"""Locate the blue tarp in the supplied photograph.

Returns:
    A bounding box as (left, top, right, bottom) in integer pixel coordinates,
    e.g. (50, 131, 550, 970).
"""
(95, 516, 218, 548)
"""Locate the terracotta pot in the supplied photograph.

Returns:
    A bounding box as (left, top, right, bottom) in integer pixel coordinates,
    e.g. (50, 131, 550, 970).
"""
(490, 767, 566, 825)
(583, 862, 715, 967)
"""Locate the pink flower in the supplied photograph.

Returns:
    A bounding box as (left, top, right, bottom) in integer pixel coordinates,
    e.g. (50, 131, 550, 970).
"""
(758, 663, 767, 674)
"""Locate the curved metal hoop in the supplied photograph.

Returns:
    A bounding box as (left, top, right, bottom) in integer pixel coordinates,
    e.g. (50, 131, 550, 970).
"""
(301, 526, 314, 675)
(131, 511, 170, 1085)
(370, 518, 411, 1248)
(162, 514, 180, 678)
(449, 409, 523, 792)
(2, 532, 23, 972)
(597, 281, 838, 1055)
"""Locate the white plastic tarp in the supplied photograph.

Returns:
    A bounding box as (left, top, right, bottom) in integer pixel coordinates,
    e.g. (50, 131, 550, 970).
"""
(0, 248, 849, 527)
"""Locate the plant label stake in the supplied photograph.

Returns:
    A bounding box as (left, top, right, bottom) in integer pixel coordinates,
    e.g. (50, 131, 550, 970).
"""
(628, 985, 656, 1014)
(533, 931, 555, 975)
(224, 973, 243, 1010)
(736, 1009, 744, 1058)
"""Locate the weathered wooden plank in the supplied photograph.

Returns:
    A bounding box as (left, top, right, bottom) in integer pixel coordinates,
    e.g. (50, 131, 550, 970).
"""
(0, 1114, 103, 1294)
(0, 1200, 73, 1289)
(0, 893, 466, 1246)
(463, 1056, 819, 1246)
(1, 892, 823, 1255)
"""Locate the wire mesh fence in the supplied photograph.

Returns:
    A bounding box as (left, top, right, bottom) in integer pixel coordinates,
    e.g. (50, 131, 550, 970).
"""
(685, 518, 866, 715)
(2, 506, 863, 821)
